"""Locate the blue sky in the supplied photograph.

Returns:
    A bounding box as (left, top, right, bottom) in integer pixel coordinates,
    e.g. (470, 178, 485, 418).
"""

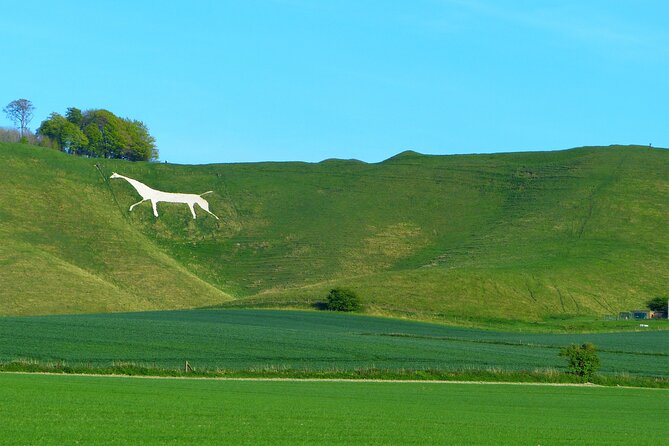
(1, 1, 667, 164)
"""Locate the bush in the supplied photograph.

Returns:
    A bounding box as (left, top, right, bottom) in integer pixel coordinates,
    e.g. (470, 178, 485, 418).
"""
(559, 343, 600, 380)
(0, 127, 21, 143)
(647, 297, 667, 313)
(326, 288, 361, 312)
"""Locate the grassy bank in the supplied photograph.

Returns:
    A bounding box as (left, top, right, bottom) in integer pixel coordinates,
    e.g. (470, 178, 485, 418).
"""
(2, 359, 668, 388)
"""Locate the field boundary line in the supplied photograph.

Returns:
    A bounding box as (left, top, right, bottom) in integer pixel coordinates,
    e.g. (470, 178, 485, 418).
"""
(2, 371, 666, 390)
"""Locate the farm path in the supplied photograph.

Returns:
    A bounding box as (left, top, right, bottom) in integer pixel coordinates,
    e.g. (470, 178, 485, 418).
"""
(3, 371, 666, 390)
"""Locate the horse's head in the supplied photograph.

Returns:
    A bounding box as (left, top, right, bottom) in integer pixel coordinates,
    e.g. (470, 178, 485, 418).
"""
(109, 172, 122, 179)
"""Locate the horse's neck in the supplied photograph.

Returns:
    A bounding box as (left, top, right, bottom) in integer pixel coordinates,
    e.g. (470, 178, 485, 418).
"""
(120, 175, 155, 196)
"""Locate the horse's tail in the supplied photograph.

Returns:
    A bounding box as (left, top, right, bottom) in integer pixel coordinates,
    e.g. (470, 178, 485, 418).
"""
(200, 191, 214, 196)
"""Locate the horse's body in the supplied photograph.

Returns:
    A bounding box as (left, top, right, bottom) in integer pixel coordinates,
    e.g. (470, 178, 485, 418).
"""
(110, 173, 219, 220)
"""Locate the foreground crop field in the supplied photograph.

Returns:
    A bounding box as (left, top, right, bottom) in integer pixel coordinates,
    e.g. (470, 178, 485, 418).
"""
(1, 309, 667, 377)
(1, 373, 666, 445)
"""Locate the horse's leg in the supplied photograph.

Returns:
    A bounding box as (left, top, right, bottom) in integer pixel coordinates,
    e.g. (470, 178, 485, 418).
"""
(188, 203, 197, 219)
(129, 199, 147, 212)
(201, 207, 219, 220)
(195, 199, 220, 220)
(151, 200, 159, 217)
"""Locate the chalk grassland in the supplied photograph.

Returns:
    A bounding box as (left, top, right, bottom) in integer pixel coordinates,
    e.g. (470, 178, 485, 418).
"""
(0, 143, 232, 315)
(1, 142, 668, 323)
(1, 310, 667, 377)
(1, 373, 666, 445)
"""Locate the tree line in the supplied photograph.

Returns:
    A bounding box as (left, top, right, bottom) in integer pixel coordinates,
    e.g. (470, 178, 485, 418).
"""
(2, 98, 158, 162)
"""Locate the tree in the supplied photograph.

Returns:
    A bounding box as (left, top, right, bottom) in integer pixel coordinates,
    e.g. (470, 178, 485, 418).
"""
(3, 99, 35, 138)
(81, 109, 126, 158)
(82, 120, 104, 157)
(65, 107, 83, 126)
(122, 118, 157, 161)
(325, 288, 361, 312)
(37, 113, 88, 154)
(559, 343, 600, 381)
(37, 107, 158, 161)
(80, 109, 158, 161)
(647, 297, 668, 313)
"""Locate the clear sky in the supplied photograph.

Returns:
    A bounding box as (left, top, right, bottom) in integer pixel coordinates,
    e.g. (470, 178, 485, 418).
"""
(1, 1, 667, 164)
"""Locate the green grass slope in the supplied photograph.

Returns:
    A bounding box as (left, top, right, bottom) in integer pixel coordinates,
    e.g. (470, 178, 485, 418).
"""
(0, 143, 232, 315)
(0, 142, 667, 321)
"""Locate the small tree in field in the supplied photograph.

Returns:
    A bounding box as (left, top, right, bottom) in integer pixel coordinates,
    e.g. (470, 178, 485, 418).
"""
(560, 343, 600, 381)
(326, 288, 361, 312)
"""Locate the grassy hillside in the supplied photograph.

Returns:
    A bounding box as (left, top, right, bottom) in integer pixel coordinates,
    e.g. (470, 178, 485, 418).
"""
(0, 143, 231, 315)
(0, 142, 667, 321)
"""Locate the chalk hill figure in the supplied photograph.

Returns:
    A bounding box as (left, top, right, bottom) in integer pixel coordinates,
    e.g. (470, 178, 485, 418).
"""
(110, 172, 219, 219)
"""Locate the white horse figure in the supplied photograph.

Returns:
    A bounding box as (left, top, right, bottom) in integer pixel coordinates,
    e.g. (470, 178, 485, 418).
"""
(110, 172, 219, 220)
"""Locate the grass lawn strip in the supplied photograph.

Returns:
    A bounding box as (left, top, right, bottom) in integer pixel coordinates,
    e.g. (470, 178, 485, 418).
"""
(1, 373, 666, 445)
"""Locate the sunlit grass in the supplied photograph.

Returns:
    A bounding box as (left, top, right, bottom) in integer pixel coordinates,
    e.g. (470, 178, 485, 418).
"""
(1, 373, 666, 445)
(1, 142, 667, 323)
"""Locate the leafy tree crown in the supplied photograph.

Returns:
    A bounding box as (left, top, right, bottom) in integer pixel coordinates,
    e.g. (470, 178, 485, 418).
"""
(37, 107, 157, 161)
(647, 297, 667, 313)
(326, 288, 361, 312)
(559, 343, 600, 380)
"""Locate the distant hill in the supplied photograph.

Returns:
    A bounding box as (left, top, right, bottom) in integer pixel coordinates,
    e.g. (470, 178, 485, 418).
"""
(0, 142, 666, 322)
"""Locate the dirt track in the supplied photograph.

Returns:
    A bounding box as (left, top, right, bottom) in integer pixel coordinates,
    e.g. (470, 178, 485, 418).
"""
(4, 371, 666, 390)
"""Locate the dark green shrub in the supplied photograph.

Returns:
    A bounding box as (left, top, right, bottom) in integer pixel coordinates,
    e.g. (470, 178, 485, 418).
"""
(647, 297, 667, 312)
(326, 288, 361, 312)
(559, 343, 600, 380)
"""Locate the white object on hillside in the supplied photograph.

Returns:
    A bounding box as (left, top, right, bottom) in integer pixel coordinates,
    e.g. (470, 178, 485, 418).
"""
(110, 172, 219, 220)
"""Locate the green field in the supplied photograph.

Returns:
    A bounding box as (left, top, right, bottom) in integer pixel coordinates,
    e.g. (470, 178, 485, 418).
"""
(1, 373, 665, 445)
(1, 309, 667, 377)
(2, 142, 668, 324)
(2, 143, 668, 444)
